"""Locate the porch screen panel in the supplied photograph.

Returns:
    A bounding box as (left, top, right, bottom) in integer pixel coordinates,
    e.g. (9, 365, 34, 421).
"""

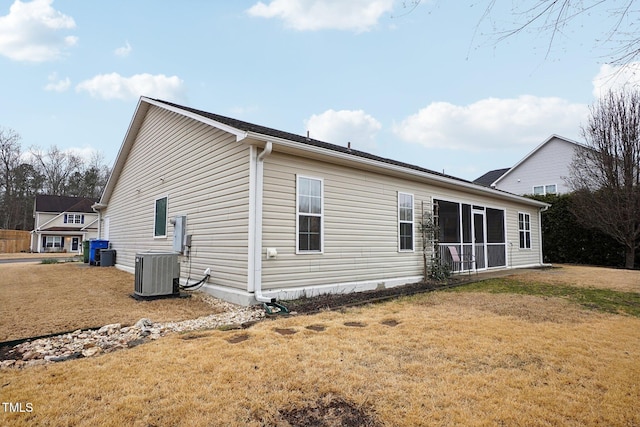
(486, 208, 506, 267)
(437, 200, 460, 243)
(436, 200, 460, 270)
(462, 204, 472, 244)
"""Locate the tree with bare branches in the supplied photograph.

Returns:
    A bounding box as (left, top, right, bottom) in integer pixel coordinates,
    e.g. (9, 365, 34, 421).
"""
(0, 127, 23, 229)
(407, 1, 640, 64)
(567, 89, 640, 269)
(476, 0, 640, 64)
(30, 145, 83, 196)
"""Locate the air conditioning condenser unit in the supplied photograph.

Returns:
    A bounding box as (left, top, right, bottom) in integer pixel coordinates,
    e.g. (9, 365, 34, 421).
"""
(134, 252, 180, 297)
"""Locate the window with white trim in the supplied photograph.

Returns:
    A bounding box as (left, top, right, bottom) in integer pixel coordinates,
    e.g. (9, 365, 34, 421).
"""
(64, 214, 84, 224)
(154, 196, 168, 238)
(45, 236, 62, 248)
(297, 176, 323, 252)
(518, 212, 531, 249)
(533, 184, 557, 195)
(398, 192, 414, 251)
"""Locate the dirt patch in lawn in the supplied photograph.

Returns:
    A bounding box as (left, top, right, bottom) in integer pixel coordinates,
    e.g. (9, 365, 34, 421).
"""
(0, 263, 219, 342)
(280, 395, 380, 427)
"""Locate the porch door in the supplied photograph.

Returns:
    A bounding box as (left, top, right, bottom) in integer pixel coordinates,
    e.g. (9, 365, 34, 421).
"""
(72, 237, 80, 252)
(473, 211, 486, 269)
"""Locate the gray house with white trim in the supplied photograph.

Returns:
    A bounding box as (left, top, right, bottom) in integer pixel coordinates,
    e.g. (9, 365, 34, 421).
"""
(475, 135, 581, 195)
(95, 97, 549, 305)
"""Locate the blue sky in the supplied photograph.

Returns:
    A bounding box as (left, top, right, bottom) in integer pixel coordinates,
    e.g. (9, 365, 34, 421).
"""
(1, 0, 639, 181)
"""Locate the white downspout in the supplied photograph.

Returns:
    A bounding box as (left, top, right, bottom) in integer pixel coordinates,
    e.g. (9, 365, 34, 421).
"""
(538, 205, 549, 266)
(91, 203, 107, 240)
(96, 210, 102, 239)
(252, 142, 274, 303)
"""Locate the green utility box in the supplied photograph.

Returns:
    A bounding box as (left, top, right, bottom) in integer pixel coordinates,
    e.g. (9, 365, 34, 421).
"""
(83, 240, 90, 263)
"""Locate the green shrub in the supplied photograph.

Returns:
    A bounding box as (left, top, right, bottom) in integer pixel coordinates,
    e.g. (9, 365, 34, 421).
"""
(429, 257, 451, 281)
(528, 194, 637, 268)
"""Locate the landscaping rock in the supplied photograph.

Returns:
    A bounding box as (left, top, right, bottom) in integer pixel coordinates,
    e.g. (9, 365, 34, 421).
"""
(4, 298, 265, 368)
(98, 323, 121, 335)
(82, 347, 101, 357)
(1, 360, 16, 368)
(134, 318, 153, 329)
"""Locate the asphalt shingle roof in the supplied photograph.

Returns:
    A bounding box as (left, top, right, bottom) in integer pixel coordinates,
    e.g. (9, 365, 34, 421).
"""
(152, 98, 478, 187)
(473, 168, 511, 187)
(35, 195, 99, 213)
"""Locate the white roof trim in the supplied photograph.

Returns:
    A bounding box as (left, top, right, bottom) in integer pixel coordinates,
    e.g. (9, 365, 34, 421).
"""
(244, 130, 548, 208)
(142, 97, 248, 141)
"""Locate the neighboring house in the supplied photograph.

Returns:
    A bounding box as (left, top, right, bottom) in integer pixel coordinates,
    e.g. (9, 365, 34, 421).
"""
(31, 195, 99, 253)
(474, 135, 582, 195)
(94, 97, 549, 306)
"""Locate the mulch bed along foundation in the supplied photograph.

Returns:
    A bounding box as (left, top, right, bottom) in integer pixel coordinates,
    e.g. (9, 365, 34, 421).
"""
(281, 278, 463, 314)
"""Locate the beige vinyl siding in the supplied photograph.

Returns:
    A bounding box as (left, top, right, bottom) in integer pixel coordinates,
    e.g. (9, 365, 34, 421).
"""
(35, 213, 59, 228)
(35, 212, 99, 229)
(104, 105, 250, 290)
(261, 151, 544, 291)
(509, 207, 542, 267)
(262, 152, 428, 290)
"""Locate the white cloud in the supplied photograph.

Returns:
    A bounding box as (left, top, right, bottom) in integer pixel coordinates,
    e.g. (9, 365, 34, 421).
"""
(76, 73, 186, 101)
(305, 109, 382, 150)
(114, 41, 132, 57)
(44, 72, 70, 92)
(247, 0, 394, 32)
(394, 96, 588, 151)
(592, 62, 640, 98)
(0, 0, 77, 62)
(65, 146, 100, 163)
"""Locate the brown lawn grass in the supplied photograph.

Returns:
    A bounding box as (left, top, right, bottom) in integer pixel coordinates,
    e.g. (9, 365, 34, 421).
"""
(1, 265, 639, 426)
(0, 263, 218, 341)
(510, 264, 640, 293)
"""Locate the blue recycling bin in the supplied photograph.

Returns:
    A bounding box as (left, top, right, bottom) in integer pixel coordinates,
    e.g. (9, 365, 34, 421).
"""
(89, 240, 109, 265)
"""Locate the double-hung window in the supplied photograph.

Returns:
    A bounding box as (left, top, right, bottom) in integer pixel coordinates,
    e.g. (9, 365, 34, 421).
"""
(154, 196, 168, 238)
(64, 214, 84, 224)
(398, 192, 414, 251)
(45, 236, 62, 248)
(518, 212, 531, 249)
(533, 184, 557, 195)
(297, 176, 323, 253)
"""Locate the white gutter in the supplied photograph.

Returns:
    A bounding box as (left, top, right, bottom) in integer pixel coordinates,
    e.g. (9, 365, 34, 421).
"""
(242, 131, 549, 210)
(250, 141, 274, 303)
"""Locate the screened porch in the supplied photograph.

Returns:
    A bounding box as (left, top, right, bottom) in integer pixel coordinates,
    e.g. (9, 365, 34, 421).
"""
(435, 200, 507, 272)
